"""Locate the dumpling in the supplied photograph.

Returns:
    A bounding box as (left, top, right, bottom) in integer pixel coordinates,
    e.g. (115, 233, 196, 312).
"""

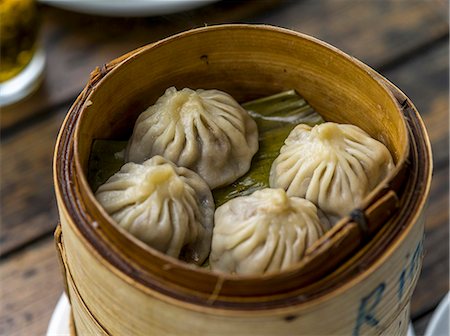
(270, 122, 394, 218)
(95, 155, 214, 265)
(125, 87, 259, 189)
(209, 188, 324, 275)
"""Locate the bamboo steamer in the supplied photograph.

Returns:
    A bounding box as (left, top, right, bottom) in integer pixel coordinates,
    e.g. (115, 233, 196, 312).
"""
(53, 25, 432, 335)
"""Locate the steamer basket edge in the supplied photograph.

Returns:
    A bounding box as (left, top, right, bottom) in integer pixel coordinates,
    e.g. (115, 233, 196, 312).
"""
(51, 24, 431, 336)
(53, 23, 430, 301)
(74, 24, 410, 293)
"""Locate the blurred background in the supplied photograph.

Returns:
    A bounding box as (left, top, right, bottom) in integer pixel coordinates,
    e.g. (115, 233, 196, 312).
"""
(0, 1, 448, 335)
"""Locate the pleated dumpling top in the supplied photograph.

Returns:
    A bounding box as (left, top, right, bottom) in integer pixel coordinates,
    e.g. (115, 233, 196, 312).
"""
(95, 155, 215, 265)
(126, 87, 259, 189)
(209, 188, 324, 275)
(270, 122, 394, 218)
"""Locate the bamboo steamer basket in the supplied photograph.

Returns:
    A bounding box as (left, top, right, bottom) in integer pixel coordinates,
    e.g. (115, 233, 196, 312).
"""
(53, 25, 432, 335)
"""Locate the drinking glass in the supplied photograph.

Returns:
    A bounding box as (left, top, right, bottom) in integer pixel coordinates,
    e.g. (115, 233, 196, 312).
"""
(0, 0, 46, 106)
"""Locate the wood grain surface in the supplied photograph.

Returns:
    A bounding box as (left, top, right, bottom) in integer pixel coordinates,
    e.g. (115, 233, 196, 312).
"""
(0, 1, 448, 335)
(0, 237, 63, 336)
(1, 111, 65, 256)
(2, 0, 448, 131)
(1, 0, 283, 131)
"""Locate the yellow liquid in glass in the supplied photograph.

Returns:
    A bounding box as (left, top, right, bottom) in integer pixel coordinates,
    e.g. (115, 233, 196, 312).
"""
(0, 0, 39, 82)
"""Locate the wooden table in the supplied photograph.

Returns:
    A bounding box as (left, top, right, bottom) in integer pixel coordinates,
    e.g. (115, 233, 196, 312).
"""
(1, 1, 448, 335)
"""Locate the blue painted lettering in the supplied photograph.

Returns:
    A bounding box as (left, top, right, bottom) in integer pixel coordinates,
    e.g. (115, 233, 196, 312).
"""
(353, 283, 386, 336)
(398, 237, 424, 301)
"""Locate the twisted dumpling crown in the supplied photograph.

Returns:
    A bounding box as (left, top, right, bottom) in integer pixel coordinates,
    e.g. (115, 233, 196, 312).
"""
(209, 188, 324, 275)
(126, 87, 259, 189)
(270, 123, 394, 218)
(95, 155, 214, 264)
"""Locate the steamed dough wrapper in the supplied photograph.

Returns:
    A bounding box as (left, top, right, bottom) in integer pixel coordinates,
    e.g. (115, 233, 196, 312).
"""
(95, 155, 214, 265)
(270, 122, 394, 218)
(126, 87, 259, 189)
(210, 188, 324, 275)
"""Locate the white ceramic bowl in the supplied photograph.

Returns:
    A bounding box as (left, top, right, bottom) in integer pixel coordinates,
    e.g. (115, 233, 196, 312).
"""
(39, 0, 218, 17)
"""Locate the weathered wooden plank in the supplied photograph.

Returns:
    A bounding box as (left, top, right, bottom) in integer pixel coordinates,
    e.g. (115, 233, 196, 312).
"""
(254, 0, 449, 68)
(0, 237, 63, 336)
(382, 41, 449, 165)
(1, 111, 65, 256)
(1, 0, 448, 131)
(0, 0, 282, 130)
(412, 310, 434, 336)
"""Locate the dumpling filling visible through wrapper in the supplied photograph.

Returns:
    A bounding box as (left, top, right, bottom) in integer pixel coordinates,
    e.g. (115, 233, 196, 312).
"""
(270, 122, 394, 219)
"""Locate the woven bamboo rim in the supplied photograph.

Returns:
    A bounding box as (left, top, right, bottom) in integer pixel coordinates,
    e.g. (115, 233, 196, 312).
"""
(53, 25, 432, 308)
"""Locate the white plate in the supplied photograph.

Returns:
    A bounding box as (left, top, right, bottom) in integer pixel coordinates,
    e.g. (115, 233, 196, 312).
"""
(425, 293, 449, 336)
(38, 0, 218, 17)
(47, 293, 417, 335)
(46, 294, 71, 336)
